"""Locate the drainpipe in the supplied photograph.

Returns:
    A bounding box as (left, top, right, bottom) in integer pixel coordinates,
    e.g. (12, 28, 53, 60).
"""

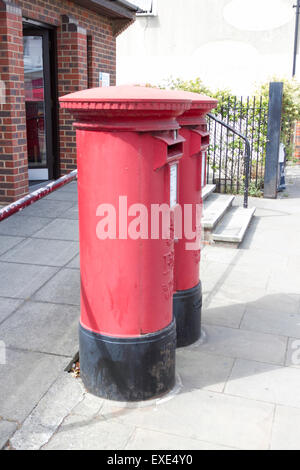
(293, 0, 300, 77)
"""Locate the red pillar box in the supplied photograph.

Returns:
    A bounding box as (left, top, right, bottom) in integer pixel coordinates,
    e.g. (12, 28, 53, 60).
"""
(59, 86, 191, 401)
(173, 92, 217, 347)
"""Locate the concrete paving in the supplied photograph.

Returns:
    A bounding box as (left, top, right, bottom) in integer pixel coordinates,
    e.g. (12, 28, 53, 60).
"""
(1, 169, 300, 450)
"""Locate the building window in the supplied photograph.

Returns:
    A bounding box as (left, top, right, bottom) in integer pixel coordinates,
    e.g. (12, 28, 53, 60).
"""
(134, 0, 157, 16)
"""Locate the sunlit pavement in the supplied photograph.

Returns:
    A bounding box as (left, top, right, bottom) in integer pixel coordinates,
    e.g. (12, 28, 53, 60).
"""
(1, 168, 300, 450)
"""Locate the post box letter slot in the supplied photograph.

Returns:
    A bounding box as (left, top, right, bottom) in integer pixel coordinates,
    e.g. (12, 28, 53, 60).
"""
(201, 134, 209, 147)
(167, 142, 183, 160)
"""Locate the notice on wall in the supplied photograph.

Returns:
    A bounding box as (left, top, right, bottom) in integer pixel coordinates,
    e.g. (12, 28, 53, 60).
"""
(170, 164, 178, 208)
(99, 72, 110, 88)
(0, 80, 6, 105)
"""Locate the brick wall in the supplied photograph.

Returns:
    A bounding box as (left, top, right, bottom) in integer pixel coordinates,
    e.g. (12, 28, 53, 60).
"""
(295, 121, 300, 164)
(0, 0, 125, 203)
(57, 15, 88, 173)
(0, 0, 28, 204)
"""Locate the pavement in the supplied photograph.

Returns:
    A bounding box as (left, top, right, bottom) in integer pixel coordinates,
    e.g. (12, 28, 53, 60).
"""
(1, 167, 300, 450)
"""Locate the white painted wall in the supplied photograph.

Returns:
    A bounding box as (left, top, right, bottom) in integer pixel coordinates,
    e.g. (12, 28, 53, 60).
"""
(117, 0, 298, 96)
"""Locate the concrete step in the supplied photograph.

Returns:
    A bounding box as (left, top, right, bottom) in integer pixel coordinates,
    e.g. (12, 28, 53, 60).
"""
(202, 184, 216, 201)
(211, 206, 256, 247)
(202, 193, 235, 231)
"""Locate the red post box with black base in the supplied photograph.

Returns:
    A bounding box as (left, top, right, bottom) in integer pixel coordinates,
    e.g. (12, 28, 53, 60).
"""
(173, 92, 217, 348)
(59, 86, 191, 401)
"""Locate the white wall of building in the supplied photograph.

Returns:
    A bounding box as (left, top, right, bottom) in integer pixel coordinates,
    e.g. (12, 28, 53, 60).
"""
(117, 0, 298, 96)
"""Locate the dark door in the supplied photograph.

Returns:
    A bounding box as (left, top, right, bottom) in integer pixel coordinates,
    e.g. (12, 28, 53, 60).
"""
(23, 27, 54, 181)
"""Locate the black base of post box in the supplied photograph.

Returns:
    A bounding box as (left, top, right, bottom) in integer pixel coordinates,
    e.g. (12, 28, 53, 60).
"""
(79, 320, 176, 402)
(173, 282, 202, 348)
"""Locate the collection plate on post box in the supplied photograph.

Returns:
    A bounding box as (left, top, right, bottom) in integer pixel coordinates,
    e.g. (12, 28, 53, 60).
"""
(170, 164, 178, 208)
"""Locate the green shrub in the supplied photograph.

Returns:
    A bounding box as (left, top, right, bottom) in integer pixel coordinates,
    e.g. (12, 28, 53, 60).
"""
(164, 76, 300, 162)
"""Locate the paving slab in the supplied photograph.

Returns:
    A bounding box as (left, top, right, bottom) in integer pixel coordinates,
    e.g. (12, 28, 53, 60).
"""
(32, 218, 79, 241)
(0, 348, 69, 422)
(0, 301, 79, 356)
(176, 349, 234, 392)
(201, 245, 240, 265)
(218, 266, 270, 291)
(43, 413, 135, 450)
(16, 199, 74, 219)
(0, 235, 24, 255)
(242, 227, 300, 256)
(225, 359, 300, 409)
(202, 293, 246, 329)
(213, 284, 268, 305)
(203, 241, 288, 274)
(10, 374, 84, 450)
(44, 190, 78, 202)
(126, 428, 235, 450)
(100, 389, 274, 450)
(1, 238, 78, 267)
(71, 394, 104, 418)
(57, 181, 78, 193)
(33, 268, 80, 306)
(57, 205, 79, 220)
(66, 254, 80, 269)
(246, 292, 300, 315)
(241, 306, 300, 338)
(0, 297, 24, 324)
(201, 259, 270, 297)
(0, 215, 52, 237)
(271, 405, 300, 450)
(267, 267, 300, 295)
(0, 262, 58, 299)
(0, 419, 18, 450)
(199, 324, 287, 365)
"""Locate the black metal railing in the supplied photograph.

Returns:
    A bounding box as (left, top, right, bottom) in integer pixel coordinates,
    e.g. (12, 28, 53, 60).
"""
(207, 113, 251, 209)
(207, 96, 268, 198)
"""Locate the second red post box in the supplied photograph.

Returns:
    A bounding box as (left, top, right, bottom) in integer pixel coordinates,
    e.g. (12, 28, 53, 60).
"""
(173, 91, 217, 347)
(60, 86, 192, 401)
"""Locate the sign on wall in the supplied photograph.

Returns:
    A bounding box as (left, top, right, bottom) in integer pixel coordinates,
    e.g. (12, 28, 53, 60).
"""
(99, 72, 110, 87)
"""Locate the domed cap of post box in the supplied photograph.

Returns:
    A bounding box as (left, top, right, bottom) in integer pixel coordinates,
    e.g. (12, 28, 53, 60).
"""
(59, 85, 192, 132)
(173, 91, 218, 126)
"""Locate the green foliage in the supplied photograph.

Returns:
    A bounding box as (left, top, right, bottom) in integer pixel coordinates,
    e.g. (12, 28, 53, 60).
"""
(162, 76, 300, 196)
(239, 179, 264, 198)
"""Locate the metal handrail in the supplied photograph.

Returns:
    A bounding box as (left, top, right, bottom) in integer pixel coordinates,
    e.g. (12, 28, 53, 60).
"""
(0, 170, 78, 222)
(207, 112, 251, 209)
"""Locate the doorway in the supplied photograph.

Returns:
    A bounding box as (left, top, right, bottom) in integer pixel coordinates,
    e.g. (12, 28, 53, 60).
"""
(23, 22, 56, 181)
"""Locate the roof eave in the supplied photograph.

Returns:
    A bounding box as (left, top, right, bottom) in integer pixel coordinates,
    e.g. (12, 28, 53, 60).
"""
(71, 0, 139, 20)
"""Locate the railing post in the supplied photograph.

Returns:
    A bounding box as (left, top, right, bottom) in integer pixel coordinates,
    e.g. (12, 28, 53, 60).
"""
(244, 140, 251, 209)
(207, 113, 250, 208)
(264, 82, 283, 199)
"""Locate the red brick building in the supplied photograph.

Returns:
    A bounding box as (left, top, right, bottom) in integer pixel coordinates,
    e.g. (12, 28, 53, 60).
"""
(0, 0, 137, 204)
